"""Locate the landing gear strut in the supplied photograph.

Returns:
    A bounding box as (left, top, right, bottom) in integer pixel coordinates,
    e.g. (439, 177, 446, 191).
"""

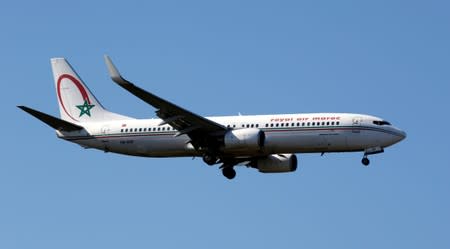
(361, 157, 370, 166)
(222, 167, 236, 180)
(361, 147, 384, 166)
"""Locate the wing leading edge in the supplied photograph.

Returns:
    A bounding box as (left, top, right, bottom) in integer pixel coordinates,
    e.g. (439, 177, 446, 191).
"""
(104, 55, 227, 150)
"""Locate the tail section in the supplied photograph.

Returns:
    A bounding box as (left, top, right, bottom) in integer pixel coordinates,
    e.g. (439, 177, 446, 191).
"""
(51, 58, 131, 122)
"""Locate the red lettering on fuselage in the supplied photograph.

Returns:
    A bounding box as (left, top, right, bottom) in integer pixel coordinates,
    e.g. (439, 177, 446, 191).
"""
(270, 116, 341, 122)
(312, 116, 341, 121)
(270, 117, 294, 122)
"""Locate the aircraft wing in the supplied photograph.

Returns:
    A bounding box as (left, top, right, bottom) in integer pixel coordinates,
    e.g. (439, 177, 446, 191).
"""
(104, 56, 227, 150)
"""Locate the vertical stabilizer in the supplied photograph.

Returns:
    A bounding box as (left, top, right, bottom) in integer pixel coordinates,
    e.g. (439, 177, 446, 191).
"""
(51, 58, 131, 122)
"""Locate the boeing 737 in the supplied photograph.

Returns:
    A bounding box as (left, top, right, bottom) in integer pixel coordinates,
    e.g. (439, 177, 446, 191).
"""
(18, 56, 406, 179)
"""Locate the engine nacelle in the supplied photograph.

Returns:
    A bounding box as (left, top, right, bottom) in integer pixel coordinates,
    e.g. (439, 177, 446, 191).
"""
(224, 128, 265, 151)
(254, 154, 298, 173)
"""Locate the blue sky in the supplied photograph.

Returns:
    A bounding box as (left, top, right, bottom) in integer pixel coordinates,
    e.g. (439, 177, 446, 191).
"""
(1, 1, 449, 248)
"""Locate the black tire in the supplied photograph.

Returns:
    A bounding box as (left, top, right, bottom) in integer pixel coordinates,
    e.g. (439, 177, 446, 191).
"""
(222, 167, 236, 180)
(203, 154, 217, 166)
(362, 157, 370, 166)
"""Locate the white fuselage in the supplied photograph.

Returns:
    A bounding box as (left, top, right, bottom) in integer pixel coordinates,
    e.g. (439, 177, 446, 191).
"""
(59, 113, 406, 158)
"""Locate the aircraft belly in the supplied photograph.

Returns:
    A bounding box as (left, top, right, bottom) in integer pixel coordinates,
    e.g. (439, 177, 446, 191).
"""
(135, 136, 196, 157)
(73, 135, 196, 157)
(68, 128, 378, 158)
(264, 130, 348, 153)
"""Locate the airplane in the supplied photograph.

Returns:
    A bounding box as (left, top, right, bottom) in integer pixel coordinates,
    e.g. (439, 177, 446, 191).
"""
(18, 56, 406, 180)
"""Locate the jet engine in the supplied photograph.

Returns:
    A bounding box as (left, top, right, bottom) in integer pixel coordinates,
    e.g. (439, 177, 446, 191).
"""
(223, 128, 265, 151)
(253, 154, 298, 173)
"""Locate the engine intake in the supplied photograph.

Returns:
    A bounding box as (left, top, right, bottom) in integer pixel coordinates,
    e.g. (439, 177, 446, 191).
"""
(224, 128, 265, 151)
(254, 154, 298, 173)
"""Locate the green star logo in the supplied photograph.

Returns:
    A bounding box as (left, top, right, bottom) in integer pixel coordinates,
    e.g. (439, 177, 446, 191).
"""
(76, 100, 95, 117)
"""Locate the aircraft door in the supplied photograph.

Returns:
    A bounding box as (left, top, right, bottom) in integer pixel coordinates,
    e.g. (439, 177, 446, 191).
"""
(101, 125, 110, 135)
(100, 125, 110, 151)
(352, 117, 363, 133)
(346, 116, 364, 150)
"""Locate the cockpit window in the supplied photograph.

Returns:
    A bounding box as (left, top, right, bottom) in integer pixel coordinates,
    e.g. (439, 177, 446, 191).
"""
(373, 120, 391, 126)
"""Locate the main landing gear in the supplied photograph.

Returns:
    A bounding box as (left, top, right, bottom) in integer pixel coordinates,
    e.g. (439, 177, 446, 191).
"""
(222, 167, 236, 180)
(202, 153, 237, 180)
(202, 153, 218, 166)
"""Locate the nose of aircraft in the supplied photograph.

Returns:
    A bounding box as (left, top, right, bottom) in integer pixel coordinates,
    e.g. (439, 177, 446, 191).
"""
(395, 128, 407, 143)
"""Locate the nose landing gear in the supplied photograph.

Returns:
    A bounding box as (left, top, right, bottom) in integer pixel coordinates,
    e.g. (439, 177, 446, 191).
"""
(361, 146, 384, 166)
(361, 157, 370, 166)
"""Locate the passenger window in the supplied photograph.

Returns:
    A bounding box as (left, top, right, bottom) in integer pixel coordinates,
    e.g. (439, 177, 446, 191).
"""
(307, 122, 310, 126)
(139, 128, 142, 132)
(336, 122, 340, 125)
(270, 123, 274, 127)
(312, 122, 315, 126)
(233, 125, 236, 128)
(321, 122, 325, 126)
(246, 124, 249, 128)
(281, 123, 284, 127)
(276, 123, 279, 127)
(302, 122, 305, 126)
(120, 129, 123, 132)
(265, 124, 268, 127)
(251, 124, 254, 128)
(331, 122, 335, 125)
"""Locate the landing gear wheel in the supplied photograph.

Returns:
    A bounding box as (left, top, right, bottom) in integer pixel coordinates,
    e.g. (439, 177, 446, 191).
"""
(202, 154, 217, 166)
(222, 167, 236, 180)
(362, 157, 370, 166)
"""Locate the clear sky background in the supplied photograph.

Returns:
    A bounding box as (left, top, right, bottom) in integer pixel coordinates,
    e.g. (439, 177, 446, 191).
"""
(1, 1, 449, 248)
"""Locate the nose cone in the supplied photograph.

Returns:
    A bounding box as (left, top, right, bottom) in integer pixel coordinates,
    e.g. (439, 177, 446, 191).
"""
(400, 130, 407, 140)
(394, 128, 407, 143)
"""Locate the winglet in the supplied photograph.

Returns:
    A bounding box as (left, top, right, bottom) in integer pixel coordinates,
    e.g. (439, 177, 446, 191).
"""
(104, 55, 128, 85)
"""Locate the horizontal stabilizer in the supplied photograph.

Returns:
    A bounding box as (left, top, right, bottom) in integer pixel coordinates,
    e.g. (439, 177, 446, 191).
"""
(18, 106, 84, 132)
